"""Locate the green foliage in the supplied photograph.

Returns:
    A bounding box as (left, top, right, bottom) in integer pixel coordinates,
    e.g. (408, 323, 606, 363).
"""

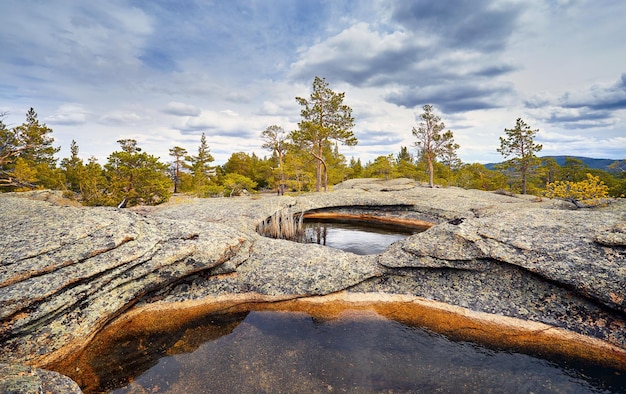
(395, 146, 419, 179)
(497, 118, 542, 194)
(77, 157, 108, 205)
(364, 155, 396, 179)
(292, 76, 356, 192)
(0, 113, 19, 174)
(103, 139, 172, 206)
(223, 152, 272, 190)
(169, 146, 188, 193)
(261, 125, 289, 193)
(561, 157, 587, 182)
(222, 173, 257, 197)
(10, 157, 38, 190)
(347, 157, 364, 179)
(324, 143, 349, 186)
(1, 108, 63, 190)
(185, 133, 216, 196)
(454, 163, 508, 191)
(13, 108, 60, 167)
(412, 104, 458, 187)
(3, 104, 623, 204)
(283, 147, 315, 192)
(545, 173, 609, 206)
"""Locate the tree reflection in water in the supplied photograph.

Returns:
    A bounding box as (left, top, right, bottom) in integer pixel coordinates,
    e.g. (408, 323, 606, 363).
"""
(298, 219, 425, 255)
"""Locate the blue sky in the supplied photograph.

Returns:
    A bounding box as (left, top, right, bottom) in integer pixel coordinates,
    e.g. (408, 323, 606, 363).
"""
(1, 0, 625, 166)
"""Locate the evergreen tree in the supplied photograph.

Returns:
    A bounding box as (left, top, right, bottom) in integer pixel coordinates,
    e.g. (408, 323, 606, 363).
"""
(79, 157, 107, 205)
(283, 146, 315, 192)
(412, 105, 457, 188)
(348, 157, 363, 179)
(396, 146, 418, 179)
(396, 146, 413, 164)
(1, 108, 62, 189)
(325, 142, 349, 185)
(14, 108, 60, 167)
(60, 140, 84, 193)
(497, 118, 542, 194)
(104, 139, 172, 206)
(540, 157, 561, 185)
(261, 125, 289, 194)
(365, 155, 396, 179)
(222, 173, 257, 197)
(187, 133, 215, 196)
(223, 152, 272, 190)
(0, 113, 22, 187)
(455, 163, 508, 191)
(562, 157, 586, 182)
(169, 146, 188, 193)
(440, 138, 462, 171)
(292, 76, 357, 192)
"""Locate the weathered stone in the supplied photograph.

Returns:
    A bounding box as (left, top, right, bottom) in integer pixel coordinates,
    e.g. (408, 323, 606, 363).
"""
(0, 363, 81, 394)
(0, 194, 253, 367)
(1, 185, 625, 391)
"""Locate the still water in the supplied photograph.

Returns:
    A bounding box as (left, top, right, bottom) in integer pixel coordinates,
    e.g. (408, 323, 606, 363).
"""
(72, 222, 624, 393)
(298, 219, 424, 255)
(96, 310, 625, 393)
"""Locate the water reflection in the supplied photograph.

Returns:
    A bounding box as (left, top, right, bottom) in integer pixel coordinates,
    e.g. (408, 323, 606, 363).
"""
(68, 312, 248, 393)
(75, 310, 626, 393)
(299, 219, 426, 255)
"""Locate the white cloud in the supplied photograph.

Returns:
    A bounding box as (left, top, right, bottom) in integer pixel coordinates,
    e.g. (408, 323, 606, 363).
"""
(45, 104, 91, 125)
(163, 102, 201, 117)
(99, 111, 144, 125)
(0, 0, 624, 168)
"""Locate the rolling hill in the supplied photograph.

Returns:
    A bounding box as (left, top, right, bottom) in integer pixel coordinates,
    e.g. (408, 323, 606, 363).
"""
(484, 156, 624, 172)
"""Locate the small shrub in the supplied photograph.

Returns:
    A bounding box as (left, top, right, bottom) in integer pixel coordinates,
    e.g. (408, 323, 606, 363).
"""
(545, 173, 609, 206)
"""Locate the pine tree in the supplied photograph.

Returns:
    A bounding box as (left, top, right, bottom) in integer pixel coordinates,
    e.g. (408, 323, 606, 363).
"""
(292, 76, 357, 192)
(497, 118, 542, 194)
(1, 109, 62, 189)
(104, 139, 172, 206)
(60, 140, 84, 193)
(187, 133, 215, 196)
(412, 105, 457, 188)
(169, 146, 188, 193)
(14, 108, 60, 167)
(261, 125, 289, 194)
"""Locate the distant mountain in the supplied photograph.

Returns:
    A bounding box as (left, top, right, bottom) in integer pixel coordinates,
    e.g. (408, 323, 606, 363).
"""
(484, 156, 624, 172)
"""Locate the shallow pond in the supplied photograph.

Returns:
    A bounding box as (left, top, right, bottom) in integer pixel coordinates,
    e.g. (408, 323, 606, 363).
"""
(297, 219, 426, 255)
(73, 310, 625, 393)
(56, 220, 624, 393)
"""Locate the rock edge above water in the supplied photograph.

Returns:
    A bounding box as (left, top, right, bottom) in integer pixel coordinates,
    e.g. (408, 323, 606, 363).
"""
(1, 179, 625, 390)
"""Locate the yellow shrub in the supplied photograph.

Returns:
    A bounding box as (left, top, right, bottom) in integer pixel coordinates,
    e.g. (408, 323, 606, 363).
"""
(545, 173, 609, 206)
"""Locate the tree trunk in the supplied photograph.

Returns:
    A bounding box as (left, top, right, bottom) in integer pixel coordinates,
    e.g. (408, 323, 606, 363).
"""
(314, 142, 323, 192)
(428, 155, 435, 188)
(322, 159, 328, 192)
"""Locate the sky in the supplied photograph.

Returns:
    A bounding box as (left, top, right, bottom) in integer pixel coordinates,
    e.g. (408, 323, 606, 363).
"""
(1, 0, 625, 167)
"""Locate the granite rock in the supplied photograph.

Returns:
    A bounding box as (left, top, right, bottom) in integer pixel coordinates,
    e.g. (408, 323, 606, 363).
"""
(1, 185, 625, 391)
(0, 363, 82, 394)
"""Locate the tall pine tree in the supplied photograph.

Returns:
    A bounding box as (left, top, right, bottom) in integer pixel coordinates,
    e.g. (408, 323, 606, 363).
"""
(292, 77, 356, 192)
(497, 118, 542, 194)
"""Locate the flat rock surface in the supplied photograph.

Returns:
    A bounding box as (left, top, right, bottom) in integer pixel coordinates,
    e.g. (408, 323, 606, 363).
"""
(1, 182, 625, 390)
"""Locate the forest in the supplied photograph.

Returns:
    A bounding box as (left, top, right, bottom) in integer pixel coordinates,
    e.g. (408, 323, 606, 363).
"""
(1, 77, 625, 207)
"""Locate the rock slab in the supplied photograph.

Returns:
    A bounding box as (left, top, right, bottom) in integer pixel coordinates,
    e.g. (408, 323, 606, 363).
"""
(1, 184, 625, 391)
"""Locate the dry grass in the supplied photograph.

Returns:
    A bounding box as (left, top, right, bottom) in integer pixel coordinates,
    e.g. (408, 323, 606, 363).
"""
(257, 209, 304, 240)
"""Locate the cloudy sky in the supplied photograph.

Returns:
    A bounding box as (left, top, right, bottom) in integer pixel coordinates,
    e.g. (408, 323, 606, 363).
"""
(1, 0, 625, 166)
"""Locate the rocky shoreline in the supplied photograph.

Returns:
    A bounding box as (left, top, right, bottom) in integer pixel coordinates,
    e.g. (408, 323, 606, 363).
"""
(1, 178, 625, 391)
